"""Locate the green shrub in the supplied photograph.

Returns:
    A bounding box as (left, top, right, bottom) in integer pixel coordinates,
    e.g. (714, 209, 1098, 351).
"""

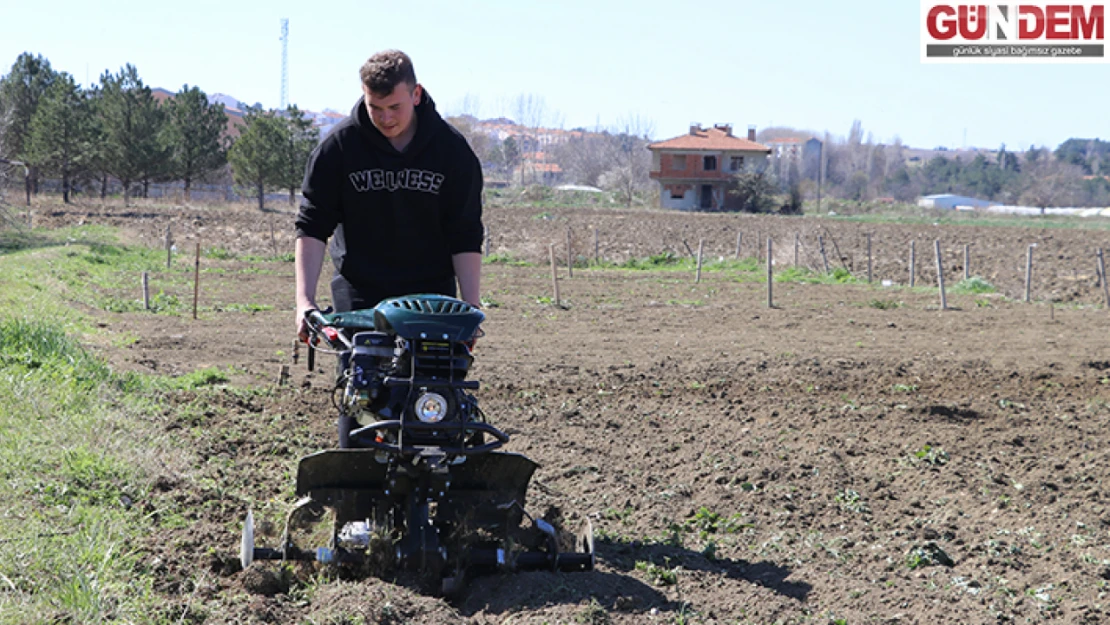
(775, 265, 858, 284)
(619, 251, 683, 269)
(951, 276, 996, 294)
(483, 253, 531, 266)
(204, 247, 236, 260)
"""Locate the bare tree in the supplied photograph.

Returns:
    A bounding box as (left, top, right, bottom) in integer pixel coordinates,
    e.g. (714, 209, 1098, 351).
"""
(868, 143, 887, 198)
(886, 137, 906, 175)
(454, 92, 482, 119)
(847, 120, 868, 175)
(444, 113, 494, 168)
(444, 92, 490, 159)
(551, 131, 610, 187)
(598, 114, 654, 207)
(512, 93, 548, 185)
(1019, 156, 1085, 213)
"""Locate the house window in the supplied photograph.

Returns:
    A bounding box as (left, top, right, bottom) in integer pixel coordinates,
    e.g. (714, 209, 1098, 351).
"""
(672, 154, 687, 170)
(703, 155, 717, 171)
(730, 156, 744, 171)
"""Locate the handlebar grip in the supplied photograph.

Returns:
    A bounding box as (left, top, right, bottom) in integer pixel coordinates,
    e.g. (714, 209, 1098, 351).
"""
(303, 308, 349, 349)
(304, 309, 330, 331)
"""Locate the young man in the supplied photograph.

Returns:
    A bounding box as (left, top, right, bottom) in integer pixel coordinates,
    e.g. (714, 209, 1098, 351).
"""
(294, 50, 484, 342)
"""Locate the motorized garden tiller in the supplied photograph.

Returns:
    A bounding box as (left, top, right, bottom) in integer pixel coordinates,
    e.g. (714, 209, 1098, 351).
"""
(238, 294, 593, 593)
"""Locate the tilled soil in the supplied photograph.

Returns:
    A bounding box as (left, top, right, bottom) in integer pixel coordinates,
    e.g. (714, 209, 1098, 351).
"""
(25, 200, 1110, 624)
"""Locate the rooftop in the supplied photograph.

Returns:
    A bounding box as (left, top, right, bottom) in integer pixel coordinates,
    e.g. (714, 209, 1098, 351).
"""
(649, 124, 770, 152)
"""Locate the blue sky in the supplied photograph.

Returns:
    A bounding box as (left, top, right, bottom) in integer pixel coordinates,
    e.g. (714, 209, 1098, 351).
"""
(3, 0, 1107, 150)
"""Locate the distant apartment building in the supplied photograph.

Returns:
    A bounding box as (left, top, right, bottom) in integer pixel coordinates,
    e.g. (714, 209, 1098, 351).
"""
(468, 119, 582, 185)
(764, 137, 805, 161)
(647, 124, 771, 210)
(309, 110, 347, 138)
(471, 118, 584, 152)
(763, 136, 824, 180)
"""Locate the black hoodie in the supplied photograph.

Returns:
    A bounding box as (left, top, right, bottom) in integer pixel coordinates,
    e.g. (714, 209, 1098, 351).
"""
(295, 90, 483, 306)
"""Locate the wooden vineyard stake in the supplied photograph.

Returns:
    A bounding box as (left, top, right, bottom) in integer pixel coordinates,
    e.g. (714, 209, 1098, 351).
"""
(909, 241, 916, 287)
(866, 233, 873, 283)
(1024, 244, 1034, 303)
(165, 224, 173, 269)
(549, 244, 560, 307)
(1098, 248, 1110, 308)
(566, 227, 573, 278)
(934, 239, 947, 310)
(695, 238, 704, 284)
(766, 237, 774, 308)
(193, 242, 201, 320)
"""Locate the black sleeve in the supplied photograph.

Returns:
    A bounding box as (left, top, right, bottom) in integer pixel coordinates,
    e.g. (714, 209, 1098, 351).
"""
(295, 138, 342, 241)
(444, 140, 484, 255)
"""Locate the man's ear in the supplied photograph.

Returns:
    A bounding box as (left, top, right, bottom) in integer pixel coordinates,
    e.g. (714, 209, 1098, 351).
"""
(412, 84, 423, 106)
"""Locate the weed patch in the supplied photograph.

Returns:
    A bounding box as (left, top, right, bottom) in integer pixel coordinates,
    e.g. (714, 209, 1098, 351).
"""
(483, 252, 532, 266)
(912, 444, 950, 466)
(906, 542, 955, 569)
(775, 266, 859, 284)
(635, 560, 678, 586)
(951, 276, 997, 294)
(868, 299, 903, 310)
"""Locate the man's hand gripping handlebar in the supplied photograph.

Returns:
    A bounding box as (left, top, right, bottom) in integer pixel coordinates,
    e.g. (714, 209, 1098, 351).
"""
(302, 308, 351, 350)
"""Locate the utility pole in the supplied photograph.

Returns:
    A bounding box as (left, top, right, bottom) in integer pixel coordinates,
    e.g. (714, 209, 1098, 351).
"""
(816, 139, 824, 213)
(280, 18, 289, 109)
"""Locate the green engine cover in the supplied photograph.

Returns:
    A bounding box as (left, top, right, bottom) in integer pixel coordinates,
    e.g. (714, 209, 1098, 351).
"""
(322, 294, 484, 342)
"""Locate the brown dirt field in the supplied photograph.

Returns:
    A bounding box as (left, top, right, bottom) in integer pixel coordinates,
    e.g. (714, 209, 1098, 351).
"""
(26, 201, 1110, 624)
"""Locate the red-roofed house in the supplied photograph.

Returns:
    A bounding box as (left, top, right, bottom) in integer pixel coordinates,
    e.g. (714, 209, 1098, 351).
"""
(648, 123, 771, 210)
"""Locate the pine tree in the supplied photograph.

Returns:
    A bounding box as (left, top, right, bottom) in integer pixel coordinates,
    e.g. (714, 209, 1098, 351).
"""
(0, 53, 58, 192)
(98, 65, 165, 205)
(26, 73, 92, 203)
(275, 106, 318, 205)
(82, 84, 112, 199)
(164, 85, 228, 202)
(227, 107, 284, 210)
(500, 135, 521, 181)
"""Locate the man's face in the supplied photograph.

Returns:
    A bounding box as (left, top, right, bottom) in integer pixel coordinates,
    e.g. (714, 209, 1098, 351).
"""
(363, 82, 421, 140)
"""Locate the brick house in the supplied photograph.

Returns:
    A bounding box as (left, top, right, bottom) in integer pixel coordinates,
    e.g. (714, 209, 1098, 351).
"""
(648, 124, 771, 210)
(514, 152, 564, 185)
